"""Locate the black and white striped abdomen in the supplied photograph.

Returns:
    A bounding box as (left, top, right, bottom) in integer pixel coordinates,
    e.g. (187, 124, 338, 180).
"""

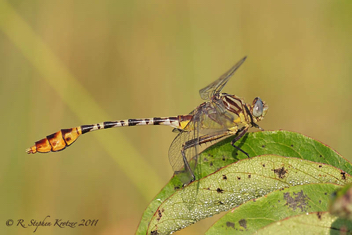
(81, 117, 181, 134)
(26, 116, 183, 154)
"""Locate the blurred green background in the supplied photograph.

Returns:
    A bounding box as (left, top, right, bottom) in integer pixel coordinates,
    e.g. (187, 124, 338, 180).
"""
(1, 0, 352, 234)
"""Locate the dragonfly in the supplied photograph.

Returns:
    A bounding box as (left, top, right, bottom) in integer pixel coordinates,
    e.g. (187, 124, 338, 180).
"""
(26, 56, 268, 184)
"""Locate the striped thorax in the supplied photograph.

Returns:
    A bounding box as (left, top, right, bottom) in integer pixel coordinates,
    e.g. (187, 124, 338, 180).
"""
(221, 94, 268, 127)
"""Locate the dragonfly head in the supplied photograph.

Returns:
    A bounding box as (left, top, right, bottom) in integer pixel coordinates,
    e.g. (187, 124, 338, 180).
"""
(250, 97, 268, 124)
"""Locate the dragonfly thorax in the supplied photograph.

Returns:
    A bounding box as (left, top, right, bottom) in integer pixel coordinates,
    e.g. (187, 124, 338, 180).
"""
(219, 94, 246, 116)
(219, 94, 267, 128)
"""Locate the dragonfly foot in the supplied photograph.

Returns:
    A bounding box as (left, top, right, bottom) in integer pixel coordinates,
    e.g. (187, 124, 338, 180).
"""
(231, 142, 249, 158)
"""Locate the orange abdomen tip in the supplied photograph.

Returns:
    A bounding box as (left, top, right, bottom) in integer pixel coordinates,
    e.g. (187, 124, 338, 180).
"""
(26, 138, 52, 154)
(26, 128, 82, 154)
(26, 146, 37, 154)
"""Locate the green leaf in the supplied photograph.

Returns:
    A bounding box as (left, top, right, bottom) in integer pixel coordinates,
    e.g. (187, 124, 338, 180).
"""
(206, 183, 342, 235)
(198, 130, 352, 179)
(146, 155, 351, 234)
(136, 131, 352, 234)
(255, 212, 352, 234)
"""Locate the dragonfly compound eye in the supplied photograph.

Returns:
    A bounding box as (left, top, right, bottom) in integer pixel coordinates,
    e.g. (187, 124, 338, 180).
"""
(253, 97, 264, 118)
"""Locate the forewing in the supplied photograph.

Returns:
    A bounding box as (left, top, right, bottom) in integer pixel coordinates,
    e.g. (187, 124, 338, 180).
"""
(199, 56, 247, 100)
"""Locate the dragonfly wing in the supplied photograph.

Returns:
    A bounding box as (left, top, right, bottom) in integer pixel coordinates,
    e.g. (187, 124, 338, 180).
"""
(168, 110, 202, 184)
(169, 102, 236, 184)
(195, 101, 242, 149)
(201, 101, 239, 131)
(199, 56, 247, 100)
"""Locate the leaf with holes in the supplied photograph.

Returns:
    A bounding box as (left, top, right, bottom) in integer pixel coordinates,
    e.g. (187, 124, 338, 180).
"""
(255, 211, 352, 234)
(136, 131, 352, 234)
(146, 155, 352, 234)
(206, 183, 342, 234)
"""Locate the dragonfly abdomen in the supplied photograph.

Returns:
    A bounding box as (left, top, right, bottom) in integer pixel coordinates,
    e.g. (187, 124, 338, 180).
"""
(26, 117, 181, 154)
(26, 127, 82, 154)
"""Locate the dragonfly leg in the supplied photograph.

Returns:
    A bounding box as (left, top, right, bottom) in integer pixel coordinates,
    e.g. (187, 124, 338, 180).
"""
(181, 148, 196, 182)
(180, 131, 231, 182)
(231, 126, 249, 157)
